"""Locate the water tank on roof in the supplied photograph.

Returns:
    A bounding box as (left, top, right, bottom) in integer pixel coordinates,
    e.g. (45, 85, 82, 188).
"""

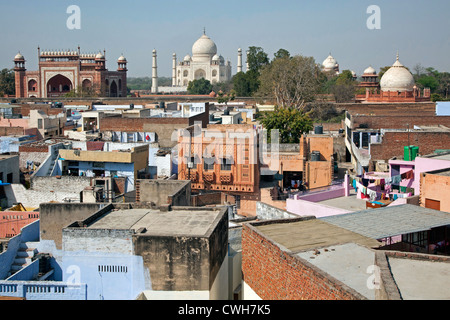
(314, 125, 323, 134)
(159, 102, 165, 109)
(209, 114, 215, 121)
(404, 146, 419, 161)
(223, 109, 230, 115)
(311, 151, 321, 161)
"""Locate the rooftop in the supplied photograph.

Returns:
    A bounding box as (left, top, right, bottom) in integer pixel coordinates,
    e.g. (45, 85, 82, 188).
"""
(296, 243, 376, 299)
(87, 207, 225, 237)
(386, 255, 450, 300)
(320, 204, 450, 239)
(317, 190, 367, 212)
(419, 151, 450, 161)
(253, 219, 380, 253)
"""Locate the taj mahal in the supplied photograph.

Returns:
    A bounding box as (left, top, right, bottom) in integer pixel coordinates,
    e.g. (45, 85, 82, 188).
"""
(152, 31, 240, 93)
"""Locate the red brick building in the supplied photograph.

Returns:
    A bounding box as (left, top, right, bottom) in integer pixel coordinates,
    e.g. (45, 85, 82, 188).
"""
(177, 123, 260, 196)
(14, 48, 127, 98)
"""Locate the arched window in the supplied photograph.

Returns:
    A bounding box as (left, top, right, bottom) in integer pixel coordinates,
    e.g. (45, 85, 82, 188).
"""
(28, 79, 37, 92)
(194, 69, 206, 80)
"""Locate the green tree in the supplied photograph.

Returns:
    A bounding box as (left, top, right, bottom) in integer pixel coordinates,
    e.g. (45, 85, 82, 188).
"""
(232, 72, 251, 97)
(331, 70, 357, 103)
(216, 89, 236, 106)
(0, 69, 15, 97)
(274, 48, 290, 60)
(256, 55, 320, 110)
(187, 78, 213, 95)
(247, 46, 270, 74)
(259, 107, 313, 143)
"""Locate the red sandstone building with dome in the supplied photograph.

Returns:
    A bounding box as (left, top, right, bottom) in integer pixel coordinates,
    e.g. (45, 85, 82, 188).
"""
(14, 48, 128, 98)
(356, 54, 431, 103)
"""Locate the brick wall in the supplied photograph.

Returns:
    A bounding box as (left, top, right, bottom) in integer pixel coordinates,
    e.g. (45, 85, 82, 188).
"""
(191, 192, 222, 207)
(242, 223, 366, 300)
(370, 131, 450, 161)
(351, 115, 450, 130)
(0, 127, 24, 136)
(337, 102, 436, 116)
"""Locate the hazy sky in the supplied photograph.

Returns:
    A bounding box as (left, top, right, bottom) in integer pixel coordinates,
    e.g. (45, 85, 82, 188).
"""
(1, 0, 449, 77)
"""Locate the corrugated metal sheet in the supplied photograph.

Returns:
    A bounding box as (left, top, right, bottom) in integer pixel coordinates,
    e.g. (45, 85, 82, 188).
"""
(320, 204, 450, 239)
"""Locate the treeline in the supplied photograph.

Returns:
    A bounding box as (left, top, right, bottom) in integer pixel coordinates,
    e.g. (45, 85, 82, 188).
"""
(127, 76, 172, 91)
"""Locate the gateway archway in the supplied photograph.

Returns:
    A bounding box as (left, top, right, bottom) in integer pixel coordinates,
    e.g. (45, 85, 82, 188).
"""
(47, 74, 73, 97)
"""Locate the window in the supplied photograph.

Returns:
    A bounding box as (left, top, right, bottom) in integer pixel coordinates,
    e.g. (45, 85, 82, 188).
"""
(38, 119, 43, 129)
(98, 265, 128, 273)
(203, 157, 215, 171)
(221, 158, 232, 171)
(186, 157, 195, 169)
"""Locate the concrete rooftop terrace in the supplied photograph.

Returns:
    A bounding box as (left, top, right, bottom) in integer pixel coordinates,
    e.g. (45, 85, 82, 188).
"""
(87, 207, 225, 237)
(386, 255, 450, 300)
(253, 219, 381, 253)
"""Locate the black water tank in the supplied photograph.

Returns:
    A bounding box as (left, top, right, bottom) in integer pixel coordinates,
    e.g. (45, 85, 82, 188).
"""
(159, 101, 165, 109)
(314, 125, 323, 134)
(209, 114, 215, 121)
(224, 109, 230, 115)
(311, 151, 321, 161)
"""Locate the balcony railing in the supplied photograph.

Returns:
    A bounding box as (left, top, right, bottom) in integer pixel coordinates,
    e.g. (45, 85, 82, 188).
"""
(219, 172, 233, 184)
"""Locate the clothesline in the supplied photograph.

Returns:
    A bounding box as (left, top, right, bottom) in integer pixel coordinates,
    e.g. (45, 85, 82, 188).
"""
(351, 179, 412, 202)
(350, 170, 414, 202)
(350, 169, 413, 187)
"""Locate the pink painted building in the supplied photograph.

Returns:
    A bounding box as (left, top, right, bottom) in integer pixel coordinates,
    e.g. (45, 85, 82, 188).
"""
(0, 211, 39, 238)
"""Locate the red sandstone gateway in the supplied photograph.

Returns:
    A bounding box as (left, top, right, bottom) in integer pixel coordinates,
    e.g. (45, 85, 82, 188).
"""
(14, 48, 128, 98)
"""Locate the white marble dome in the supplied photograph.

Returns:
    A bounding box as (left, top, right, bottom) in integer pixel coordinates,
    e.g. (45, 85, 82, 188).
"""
(380, 56, 415, 92)
(192, 34, 217, 61)
(322, 55, 338, 69)
(14, 52, 24, 60)
(95, 52, 105, 60)
(363, 66, 376, 75)
(183, 54, 191, 62)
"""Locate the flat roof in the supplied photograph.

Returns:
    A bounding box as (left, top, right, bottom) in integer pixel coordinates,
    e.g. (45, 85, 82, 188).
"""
(296, 243, 376, 300)
(253, 219, 380, 253)
(87, 208, 224, 237)
(387, 257, 450, 300)
(321, 204, 450, 239)
(317, 191, 367, 212)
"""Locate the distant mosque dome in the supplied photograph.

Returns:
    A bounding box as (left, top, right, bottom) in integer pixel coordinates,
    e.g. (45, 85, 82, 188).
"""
(183, 54, 191, 62)
(322, 54, 338, 70)
(380, 54, 415, 92)
(95, 52, 105, 60)
(192, 33, 217, 62)
(363, 66, 377, 75)
(118, 55, 127, 62)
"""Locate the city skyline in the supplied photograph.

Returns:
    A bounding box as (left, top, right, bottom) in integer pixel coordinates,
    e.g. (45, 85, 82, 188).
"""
(1, 0, 450, 78)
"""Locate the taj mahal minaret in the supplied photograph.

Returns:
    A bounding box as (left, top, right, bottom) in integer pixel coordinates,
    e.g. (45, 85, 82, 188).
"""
(237, 48, 243, 73)
(151, 49, 158, 93)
